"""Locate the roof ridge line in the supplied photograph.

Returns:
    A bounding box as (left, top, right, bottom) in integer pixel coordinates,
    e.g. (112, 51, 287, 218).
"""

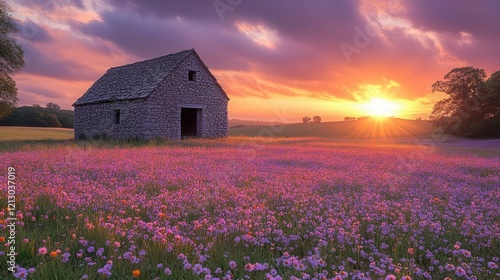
(147, 49, 196, 95)
(73, 49, 206, 106)
(109, 49, 195, 70)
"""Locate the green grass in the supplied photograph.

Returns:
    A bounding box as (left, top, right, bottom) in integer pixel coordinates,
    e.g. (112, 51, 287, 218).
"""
(0, 126, 74, 141)
(0, 126, 235, 152)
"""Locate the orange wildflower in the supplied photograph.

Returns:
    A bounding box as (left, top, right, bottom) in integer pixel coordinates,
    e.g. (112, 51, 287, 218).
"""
(0, 236, 5, 242)
(132, 269, 140, 277)
(50, 251, 58, 257)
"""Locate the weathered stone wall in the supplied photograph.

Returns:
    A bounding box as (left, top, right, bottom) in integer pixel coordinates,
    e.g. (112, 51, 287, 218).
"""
(144, 54, 228, 139)
(74, 99, 147, 139)
(74, 53, 228, 140)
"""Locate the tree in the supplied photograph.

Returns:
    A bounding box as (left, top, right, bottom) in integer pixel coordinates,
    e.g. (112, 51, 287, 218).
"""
(344, 117, 357, 121)
(0, 104, 74, 128)
(483, 71, 500, 117)
(302, 116, 311, 124)
(0, 0, 25, 120)
(46, 102, 61, 111)
(0, 105, 60, 127)
(430, 66, 500, 137)
(479, 70, 500, 136)
(312, 116, 322, 123)
(57, 115, 73, 128)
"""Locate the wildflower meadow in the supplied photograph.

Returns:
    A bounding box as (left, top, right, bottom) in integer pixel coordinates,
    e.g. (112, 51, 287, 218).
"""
(1, 138, 499, 279)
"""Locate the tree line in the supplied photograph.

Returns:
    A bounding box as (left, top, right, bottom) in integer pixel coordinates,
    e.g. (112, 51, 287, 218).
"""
(0, 103, 74, 128)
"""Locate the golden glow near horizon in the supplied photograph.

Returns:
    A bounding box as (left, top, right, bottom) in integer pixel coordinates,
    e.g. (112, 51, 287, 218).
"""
(8, 0, 456, 121)
(360, 98, 399, 117)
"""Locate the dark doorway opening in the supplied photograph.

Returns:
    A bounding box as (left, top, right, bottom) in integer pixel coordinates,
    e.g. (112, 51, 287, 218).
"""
(181, 108, 200, 138)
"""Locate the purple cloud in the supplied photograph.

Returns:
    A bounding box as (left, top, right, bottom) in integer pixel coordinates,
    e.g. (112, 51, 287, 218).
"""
(21, 44, 98, 80)
(16, 20, 52, 42)
(9, 0, 500, 113)
(15, 0, 85, 12)
(21, 84, 65, 99)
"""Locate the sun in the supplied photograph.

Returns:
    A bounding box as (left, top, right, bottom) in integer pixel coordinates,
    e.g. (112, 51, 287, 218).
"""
(361, 98, 399, 117)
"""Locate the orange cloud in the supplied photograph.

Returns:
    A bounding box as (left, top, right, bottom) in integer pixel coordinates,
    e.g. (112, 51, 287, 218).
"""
(8, 0, 498, 121)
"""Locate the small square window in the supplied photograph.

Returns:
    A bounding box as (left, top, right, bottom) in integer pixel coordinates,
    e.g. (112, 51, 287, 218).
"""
(188, 70, 197, 81)
(114, 109, 120, 124)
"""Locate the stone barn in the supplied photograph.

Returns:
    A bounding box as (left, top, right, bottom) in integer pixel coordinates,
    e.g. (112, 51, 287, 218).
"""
(73, 49, 229, 140)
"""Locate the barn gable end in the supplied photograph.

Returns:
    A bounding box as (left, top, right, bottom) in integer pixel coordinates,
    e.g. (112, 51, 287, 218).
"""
(73, 49, 229, 140)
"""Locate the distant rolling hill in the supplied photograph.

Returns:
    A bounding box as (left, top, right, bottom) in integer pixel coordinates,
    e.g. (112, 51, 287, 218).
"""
(229, 118, 434, 139)
(228, 119, 286, 128)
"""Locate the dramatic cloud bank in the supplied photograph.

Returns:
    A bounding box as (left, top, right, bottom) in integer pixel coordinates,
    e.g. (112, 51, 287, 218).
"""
(8, 0, 500, 120)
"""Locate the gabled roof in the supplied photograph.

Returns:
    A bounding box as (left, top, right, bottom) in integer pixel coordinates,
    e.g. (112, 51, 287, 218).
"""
(73, 49, 228, 106)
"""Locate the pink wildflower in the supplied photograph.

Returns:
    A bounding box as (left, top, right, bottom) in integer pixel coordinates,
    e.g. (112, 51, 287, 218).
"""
(38, 247, 47, 255)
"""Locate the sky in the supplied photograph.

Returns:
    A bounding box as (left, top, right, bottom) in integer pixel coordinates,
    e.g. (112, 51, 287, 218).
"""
(6, 0, 500, 122)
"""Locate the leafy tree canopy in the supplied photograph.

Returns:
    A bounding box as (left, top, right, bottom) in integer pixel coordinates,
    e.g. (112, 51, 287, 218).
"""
(0, 0, 25, 119)
(312, 116, 322, 123)
(430, 67, 500, 137)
